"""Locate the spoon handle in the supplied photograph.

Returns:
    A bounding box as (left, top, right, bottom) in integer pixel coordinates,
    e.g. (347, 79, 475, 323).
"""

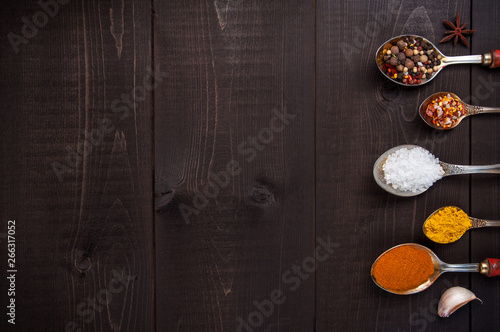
(441, 260, 500, 276)
(464, 104, 500, 115)
(443, 51, 500, 67)
(484, 50, 500, 68)
(442, 54, 483, 66)
(480, 258, 500, 277)
(479, 106, 500, 114)
(470, 217, 500, 228)
(441, 262, 479, 273)
(440, 162, 500, 175)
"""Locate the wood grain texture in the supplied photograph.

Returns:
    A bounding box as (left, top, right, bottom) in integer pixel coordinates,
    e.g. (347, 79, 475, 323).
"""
(315, 0, 471, 331)
(0, 0, 154, 331)
(470, 1, 500, 331)
(1, 0, 499, 331)
(154, 0, 314, 330)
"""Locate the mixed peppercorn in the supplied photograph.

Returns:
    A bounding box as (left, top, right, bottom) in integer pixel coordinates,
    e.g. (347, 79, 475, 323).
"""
(380, 36, 443, 85)
(424, 93, 465, 129)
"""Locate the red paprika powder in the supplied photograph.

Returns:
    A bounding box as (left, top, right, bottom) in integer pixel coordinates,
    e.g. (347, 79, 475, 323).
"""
(372, 245, 435, 292)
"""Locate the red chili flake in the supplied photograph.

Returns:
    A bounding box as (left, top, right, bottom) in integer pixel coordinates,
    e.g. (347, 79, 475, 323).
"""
(424, 94, 466, 128)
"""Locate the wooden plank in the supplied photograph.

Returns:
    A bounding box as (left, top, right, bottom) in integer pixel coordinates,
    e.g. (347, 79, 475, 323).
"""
(154, 0, 314, 330)
(470, 1, 500, 330)
(315, 1, 471, 330)
(0, 0, 154, 330)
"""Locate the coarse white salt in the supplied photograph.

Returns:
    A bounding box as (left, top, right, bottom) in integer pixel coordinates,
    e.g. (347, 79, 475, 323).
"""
(383, 147, 444, 193)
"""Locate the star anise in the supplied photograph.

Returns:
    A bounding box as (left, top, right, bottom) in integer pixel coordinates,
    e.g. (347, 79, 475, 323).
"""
(440, 12, 475, 47)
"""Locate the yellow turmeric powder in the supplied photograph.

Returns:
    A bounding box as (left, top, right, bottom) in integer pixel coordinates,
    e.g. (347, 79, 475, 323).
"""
(423, 206, 472, 244)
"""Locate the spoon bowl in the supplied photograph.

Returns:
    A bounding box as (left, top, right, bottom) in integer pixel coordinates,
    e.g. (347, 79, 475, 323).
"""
(373, 144, 500, 197)
(371, 243, 498, 295)
(371, 243, 443, 295)
(373, 145, 424, 197)
(376, 35, 444, 86)
(423, 206, 500, 244)
(376, 35, 498, 86)
(419, 92, 500, 130)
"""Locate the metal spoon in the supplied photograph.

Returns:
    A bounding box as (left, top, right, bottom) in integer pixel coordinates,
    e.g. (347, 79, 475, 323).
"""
(376, 35, 500, 86)
(423, 206, 500, 244)
(419, 92, 500, 129)
(371, 243, 500, 295)
(373, 144, 500, 197)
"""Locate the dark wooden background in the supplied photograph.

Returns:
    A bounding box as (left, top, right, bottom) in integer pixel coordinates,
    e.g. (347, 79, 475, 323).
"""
(1, 0, 498, 331)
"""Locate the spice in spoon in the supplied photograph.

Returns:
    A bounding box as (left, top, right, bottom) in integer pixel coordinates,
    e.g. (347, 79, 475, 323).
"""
(425, 93, 466, 129)
(380, 36, 442, 85)
(423, 206, 472, 244)
(372, 245, 435, 293)
(383, 147, 444, 193)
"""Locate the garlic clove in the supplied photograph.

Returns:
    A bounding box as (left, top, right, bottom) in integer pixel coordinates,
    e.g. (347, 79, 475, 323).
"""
(438, 286, 482, 317)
